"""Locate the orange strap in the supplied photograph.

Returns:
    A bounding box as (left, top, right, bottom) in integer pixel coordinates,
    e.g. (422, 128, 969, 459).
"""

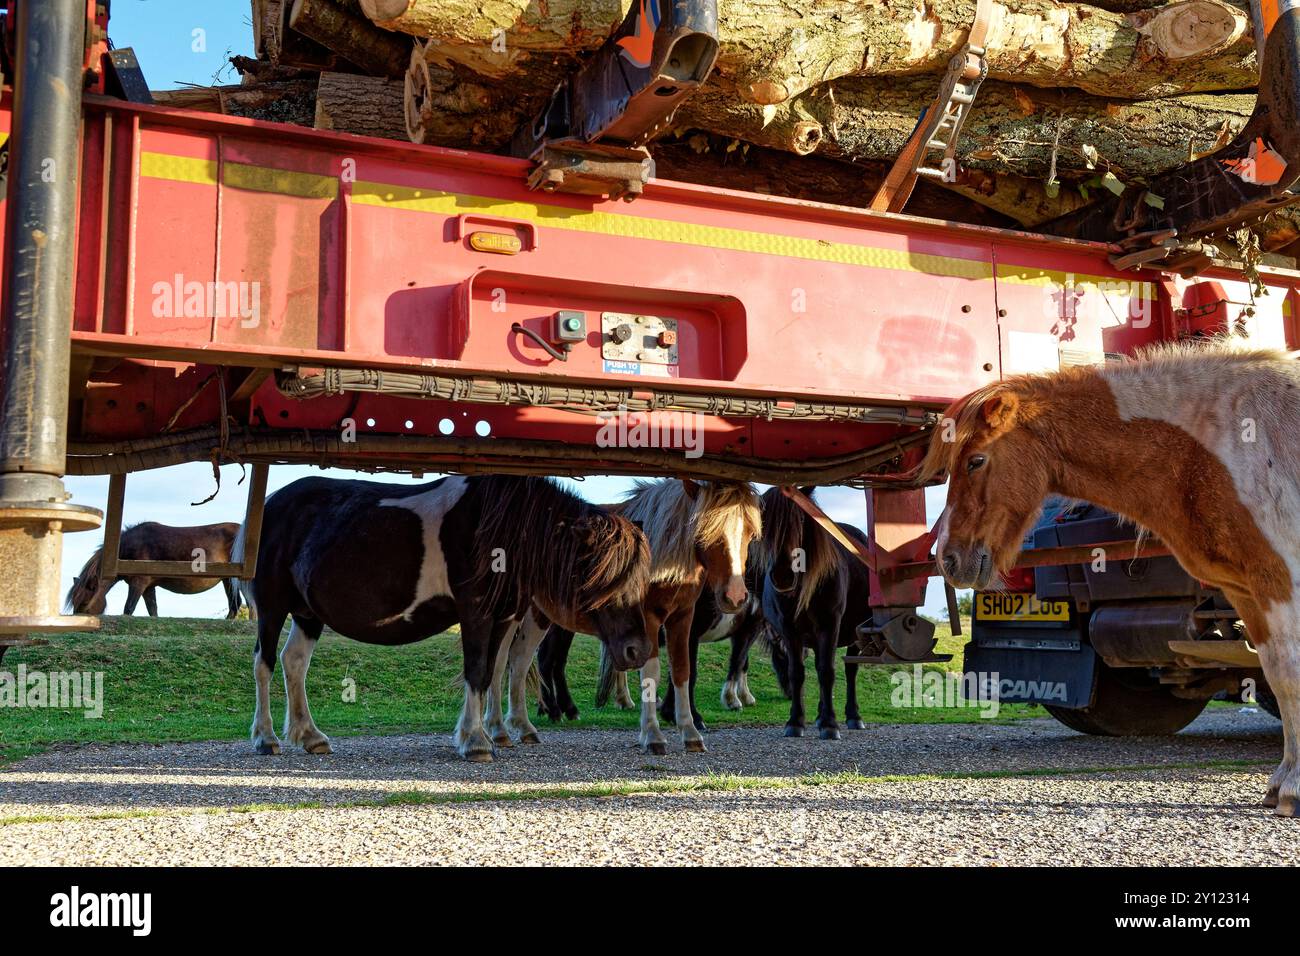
(869, 0, 993, 214)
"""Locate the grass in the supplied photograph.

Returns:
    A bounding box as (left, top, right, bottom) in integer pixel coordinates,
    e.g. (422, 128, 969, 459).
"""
(0, 615, 1039, 764)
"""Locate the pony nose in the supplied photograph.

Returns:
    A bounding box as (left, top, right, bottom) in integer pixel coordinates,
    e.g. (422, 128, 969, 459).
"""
(622, 643, 641, 667)
(941, 553, 958, 579)
(723, 577, 748, 610)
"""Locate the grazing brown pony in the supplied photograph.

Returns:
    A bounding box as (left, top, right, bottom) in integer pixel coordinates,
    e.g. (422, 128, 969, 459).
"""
(924, 339, 1300, 816)
(530, 479, 762, 753)
(65, 522, 243, 618)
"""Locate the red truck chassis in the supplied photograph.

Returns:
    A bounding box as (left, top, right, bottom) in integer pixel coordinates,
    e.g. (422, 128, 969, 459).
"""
(0, 0, 1298, 664)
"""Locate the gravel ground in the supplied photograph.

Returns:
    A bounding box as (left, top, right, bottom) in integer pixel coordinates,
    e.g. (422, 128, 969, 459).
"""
(2, 709, 1295, 865)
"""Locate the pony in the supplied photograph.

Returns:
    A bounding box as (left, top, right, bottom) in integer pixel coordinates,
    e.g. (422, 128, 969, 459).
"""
(241, 474, 653, 761)
(924, 339, 1300, 816)
(758, 486, 870, 738)
(533, 479, 762, 753)
(65, 522, 243, 618)
(653, 543, 769, 731)
(538, 570, 768, 730)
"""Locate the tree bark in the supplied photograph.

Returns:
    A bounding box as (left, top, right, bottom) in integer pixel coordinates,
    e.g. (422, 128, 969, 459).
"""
(652, 136, 1016, 226)
(290, 0, 412, 78)
(258, 0, 362, 72)
(314, 71, 409, 138)
(402, 41, 525, 146)
(359, 0, 1257, 99)
(678, 76, 1257, 182)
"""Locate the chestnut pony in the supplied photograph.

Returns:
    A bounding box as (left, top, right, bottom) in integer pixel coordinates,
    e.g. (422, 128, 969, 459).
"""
(924, 340, 1300, 816)
(534, 478, 762, 753)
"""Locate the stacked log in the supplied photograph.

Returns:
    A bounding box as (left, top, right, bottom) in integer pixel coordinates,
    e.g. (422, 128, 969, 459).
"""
(208, 0, 1292, 251)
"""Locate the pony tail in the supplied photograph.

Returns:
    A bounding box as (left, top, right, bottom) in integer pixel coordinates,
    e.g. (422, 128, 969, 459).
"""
(595, 643, 616, 708)
(768, 633, 793, 700)
(231, 522, 257, 617)
(65, 546, 104, 613)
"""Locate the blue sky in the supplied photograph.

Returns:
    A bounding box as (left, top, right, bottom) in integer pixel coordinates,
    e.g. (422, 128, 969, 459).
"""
(70, 2, 952, 618)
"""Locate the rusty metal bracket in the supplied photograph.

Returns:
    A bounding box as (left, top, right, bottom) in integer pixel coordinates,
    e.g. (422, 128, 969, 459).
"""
(512, 0, 719, 200)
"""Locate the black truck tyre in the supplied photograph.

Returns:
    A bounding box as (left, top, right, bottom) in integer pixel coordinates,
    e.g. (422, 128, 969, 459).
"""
(1046, 659, 1207, 735)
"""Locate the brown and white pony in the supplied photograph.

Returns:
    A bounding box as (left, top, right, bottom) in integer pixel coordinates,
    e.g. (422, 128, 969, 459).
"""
(65, 522, 243, 618)
(530, 479, 762, 753)
(241, 474, 654, 761)
(924, 339, 1300, 816)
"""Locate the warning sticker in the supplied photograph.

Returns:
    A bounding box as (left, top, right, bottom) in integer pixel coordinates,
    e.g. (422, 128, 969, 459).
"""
(603, 360, 678, 378)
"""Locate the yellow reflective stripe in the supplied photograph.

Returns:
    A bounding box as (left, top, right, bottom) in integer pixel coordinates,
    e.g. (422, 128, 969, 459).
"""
(130, 151, 1179, 287)
(351, 180, 993, 279)
(996, 263, 1155, 300)
(140, 152, 336, 199)
(225, 162, 337, 199)
(140, 151, 217, 186)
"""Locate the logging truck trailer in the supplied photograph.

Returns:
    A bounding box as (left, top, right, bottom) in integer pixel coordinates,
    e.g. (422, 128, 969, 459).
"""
(0, 0, 1297, 725)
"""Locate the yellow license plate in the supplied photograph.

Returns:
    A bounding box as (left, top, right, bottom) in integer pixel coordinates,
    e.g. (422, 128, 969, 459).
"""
(975, 593, 1070, 622)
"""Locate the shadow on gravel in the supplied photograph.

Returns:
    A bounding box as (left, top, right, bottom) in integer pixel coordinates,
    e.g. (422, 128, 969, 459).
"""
(0, 711, 1282, 819)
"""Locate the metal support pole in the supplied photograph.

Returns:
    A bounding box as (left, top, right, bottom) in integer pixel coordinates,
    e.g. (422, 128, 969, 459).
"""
(0, 0, 102, 633)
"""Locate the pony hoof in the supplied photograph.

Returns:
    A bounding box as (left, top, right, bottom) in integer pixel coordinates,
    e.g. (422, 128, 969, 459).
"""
(1274, 795, 1298, 818)
(783, 725, 803, 738)
(1263, 787, 1279, 809)
(520, 732, 542, 745)
(564, 707, 580, 720)
(644, 741, 667, 756)
(684, 738, 707, 754)
(254, 741, 280, 756)
(492, 734, 514, 749)
(845, 718, 866, 730)
(305, 740, 333, 755)
(463, 749, 495, 763)
(819, 727, 841, 741)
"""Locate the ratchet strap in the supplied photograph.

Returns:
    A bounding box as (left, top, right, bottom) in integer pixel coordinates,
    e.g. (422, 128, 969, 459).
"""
(869, 0, 994, 214)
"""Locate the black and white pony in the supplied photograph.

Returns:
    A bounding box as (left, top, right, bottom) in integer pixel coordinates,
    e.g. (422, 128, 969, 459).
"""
(239, 474, 653, 761)
(760, 486, 869, 739)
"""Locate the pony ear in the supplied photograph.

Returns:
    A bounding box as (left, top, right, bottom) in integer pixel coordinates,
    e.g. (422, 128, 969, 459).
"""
(680, 478, 701, 500)
(981, 391, 1020, 435)
(629, 518, 644, 532)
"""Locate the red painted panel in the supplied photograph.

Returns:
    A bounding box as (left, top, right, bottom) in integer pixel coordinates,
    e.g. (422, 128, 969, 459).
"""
(40, 99, 1298, 463)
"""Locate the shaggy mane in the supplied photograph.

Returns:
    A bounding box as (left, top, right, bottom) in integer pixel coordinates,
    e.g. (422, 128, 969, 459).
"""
(917, 335, 1298, 482)
(758, 487, 840, 613)
(612, 479, 762, 585)
(473, 476, 650, 612)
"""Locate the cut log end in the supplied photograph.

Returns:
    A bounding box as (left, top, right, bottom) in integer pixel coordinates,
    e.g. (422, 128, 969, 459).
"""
(746, 79, 791, 106)
(360, 0, 411, 20)
(405, 41, 433, 143)
(790, 121, 823, 156)
(1141, 0, 1249, 60)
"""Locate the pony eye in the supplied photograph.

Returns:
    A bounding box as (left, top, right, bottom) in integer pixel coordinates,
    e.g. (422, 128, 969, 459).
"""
(966, 454, 988, 474)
